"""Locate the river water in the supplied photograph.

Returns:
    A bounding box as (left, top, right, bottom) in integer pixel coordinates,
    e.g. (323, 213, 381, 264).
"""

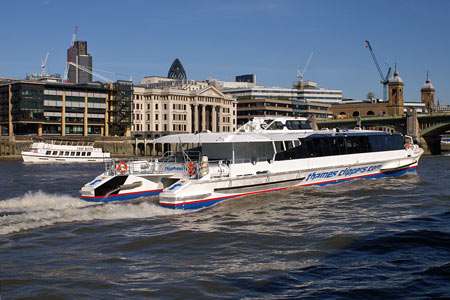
(1, 156, 449, 299)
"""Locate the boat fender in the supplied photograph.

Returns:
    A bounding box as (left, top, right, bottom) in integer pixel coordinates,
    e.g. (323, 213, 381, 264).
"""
(118, 161, 128, 174)
(187, 163, 196, 177)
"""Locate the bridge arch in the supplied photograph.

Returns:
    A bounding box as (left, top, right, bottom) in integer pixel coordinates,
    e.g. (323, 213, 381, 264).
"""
(419, 122, 450, 155)
(419, 122, 450, 137)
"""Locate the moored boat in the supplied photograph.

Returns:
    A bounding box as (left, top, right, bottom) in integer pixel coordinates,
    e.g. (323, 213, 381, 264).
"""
(22, 139, 110, 163)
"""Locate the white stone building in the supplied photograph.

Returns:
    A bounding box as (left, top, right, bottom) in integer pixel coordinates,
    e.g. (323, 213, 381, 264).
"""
(132, 78, 236, 138)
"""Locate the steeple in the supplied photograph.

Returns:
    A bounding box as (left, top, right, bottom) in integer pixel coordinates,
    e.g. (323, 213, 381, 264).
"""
(387, 63, 404, 116)
(421, 71, 435, 112)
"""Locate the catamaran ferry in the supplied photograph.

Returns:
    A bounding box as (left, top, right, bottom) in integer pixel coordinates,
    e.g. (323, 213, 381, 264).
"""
(22, 139, 110, 163)
(80, 117, 423, 209)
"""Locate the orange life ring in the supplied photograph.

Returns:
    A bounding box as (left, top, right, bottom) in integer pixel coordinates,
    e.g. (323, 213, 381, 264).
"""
(118, 161, 128, 173)
(404, 143, 410, 149)
(187, 163, 196, 177)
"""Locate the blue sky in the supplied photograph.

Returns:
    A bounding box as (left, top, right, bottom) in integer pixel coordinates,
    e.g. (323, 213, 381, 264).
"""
(1, 0, 450, 104)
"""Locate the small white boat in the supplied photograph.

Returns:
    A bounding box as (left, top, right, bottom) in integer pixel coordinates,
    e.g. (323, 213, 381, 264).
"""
(22, 139, 110, 163)
(80, 117, 424, 209)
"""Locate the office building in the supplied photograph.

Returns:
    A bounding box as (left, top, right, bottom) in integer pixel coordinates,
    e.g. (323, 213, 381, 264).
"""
(68, 41, 93, 83)
(0, 78, 132, 137)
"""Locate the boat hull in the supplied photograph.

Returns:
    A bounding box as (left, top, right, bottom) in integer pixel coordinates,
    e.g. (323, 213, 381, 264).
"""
(159, 163, 418, 210)
(80, 172, 178, 203)
(22, 153, 109, 163)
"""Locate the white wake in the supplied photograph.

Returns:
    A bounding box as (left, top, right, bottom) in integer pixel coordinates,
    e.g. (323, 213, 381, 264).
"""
(0, 191, 182, 235)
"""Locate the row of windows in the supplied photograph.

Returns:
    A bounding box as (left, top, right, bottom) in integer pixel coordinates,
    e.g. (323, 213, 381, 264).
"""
(275, 134, 405, 161)
(45, 150, 92, 157)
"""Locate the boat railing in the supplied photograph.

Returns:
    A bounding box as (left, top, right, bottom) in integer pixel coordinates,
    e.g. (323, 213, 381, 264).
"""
(104, 151, 202, 176)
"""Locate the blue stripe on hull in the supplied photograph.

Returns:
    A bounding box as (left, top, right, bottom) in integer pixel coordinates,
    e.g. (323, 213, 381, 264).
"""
(82, 190, 162, 203)
(160, 167, 417, 210)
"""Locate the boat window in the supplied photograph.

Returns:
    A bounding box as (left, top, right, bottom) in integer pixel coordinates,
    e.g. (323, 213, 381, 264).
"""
(81, 152, 86, 156)
(286, 120, 301, 130)
(52, 151, 58, 155)
(330, 137, 340, 155)
(312, 138, 324, 157)
(65, 151, 70, 156)
(305, 139, 315, 157)
(46, 151, 51, 155)
(76, 152, 80, 156)
(337, 137, 347, 155)
(345, 137, 355, 154)
(87, 152, 91, 156)
(274, 141, 283, 153)
(301, 121, 312, 130)
(367, 134, 404, 151)
(70, 152, 75, 156)
(274, 133, 405, 161)
(293, 140, 300, 147)
(285, 120, 312, 130)
(386, 134, 405, 150)
(267, 121, 284, 130)
(357, 136, 370, 153)
(320, 138, 332, 156)
(59, 151, 64, 155)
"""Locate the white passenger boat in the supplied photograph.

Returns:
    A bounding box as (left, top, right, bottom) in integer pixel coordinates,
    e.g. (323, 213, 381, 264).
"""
(22, 139, 110, 163)
(80, 117, 424, 209)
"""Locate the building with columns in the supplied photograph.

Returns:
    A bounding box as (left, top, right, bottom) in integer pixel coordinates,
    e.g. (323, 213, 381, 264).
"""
(132, 78, 236, 138)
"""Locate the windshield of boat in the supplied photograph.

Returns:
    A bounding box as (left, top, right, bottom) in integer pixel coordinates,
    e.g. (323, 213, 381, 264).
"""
(286, 120, 311, 130)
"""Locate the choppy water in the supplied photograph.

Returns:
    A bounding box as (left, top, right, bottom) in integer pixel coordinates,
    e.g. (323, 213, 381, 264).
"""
(1, 156, 449, 299)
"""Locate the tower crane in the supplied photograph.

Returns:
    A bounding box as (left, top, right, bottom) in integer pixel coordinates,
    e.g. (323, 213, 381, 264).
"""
(63, 26, 78, 82)
(365, 40, 391, 101)
(296, 52, 314, 83)
(41, 52, 49, 75)
(68, 62, 112, 83)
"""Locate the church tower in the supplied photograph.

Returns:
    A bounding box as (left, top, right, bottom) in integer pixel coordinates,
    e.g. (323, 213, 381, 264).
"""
(421, 72, 435, 113)
(387, 64, 404, 116)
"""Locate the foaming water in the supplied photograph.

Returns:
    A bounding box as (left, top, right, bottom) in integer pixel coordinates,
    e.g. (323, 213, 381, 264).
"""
(0, 191, 182, 235)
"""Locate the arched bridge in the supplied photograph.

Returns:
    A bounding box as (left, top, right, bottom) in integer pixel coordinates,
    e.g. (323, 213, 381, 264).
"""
(317, 112, 450, 154)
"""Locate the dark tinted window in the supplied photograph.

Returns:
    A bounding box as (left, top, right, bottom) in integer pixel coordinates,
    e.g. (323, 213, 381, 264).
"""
(337, 137, 347, 154)
(274, 133, 405, 161)
(320, 138, 332, 156)
(306, 139, 315, 157)
(330, 137, 340, 155)
(313, 138, 324, 157)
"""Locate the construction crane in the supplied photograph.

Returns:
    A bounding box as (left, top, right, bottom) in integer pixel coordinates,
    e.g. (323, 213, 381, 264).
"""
(41, 52, 49, 75)
(68, 62, 112, 83)
(365, 40, 391, 101)
(63, 26, 78, 82)
(296, 52, 314, 83)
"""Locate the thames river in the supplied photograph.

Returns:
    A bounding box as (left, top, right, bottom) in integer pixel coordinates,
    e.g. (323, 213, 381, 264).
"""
(1, 156, 449, 299)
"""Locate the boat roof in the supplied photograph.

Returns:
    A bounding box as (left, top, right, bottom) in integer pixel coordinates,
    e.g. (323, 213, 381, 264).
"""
(153, 129, 390, 144)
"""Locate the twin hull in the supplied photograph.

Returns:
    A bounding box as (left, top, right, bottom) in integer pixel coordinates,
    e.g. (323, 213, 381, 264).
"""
(81, 150, 422, 209)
